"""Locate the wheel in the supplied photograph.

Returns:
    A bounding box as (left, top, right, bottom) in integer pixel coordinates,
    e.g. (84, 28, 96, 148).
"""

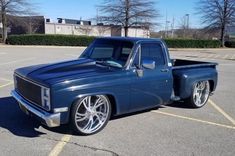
(186, 80, 210, 108)
(70, 95, 111, 135)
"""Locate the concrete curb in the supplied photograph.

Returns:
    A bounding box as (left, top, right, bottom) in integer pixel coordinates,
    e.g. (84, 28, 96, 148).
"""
(169, 48, 235, 51)
(0, 44, 86, 49)
(0, 44, 235, 51)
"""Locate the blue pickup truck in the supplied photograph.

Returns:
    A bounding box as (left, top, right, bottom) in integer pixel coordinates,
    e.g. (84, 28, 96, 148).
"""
(11, 37, 218, 135)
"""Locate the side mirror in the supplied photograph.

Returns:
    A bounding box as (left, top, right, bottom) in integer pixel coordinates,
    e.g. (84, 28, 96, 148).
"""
(142, 59, 156, 70)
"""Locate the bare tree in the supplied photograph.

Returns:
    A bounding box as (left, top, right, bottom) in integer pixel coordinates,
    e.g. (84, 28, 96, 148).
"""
(197, 0, 235, 47)
(178, 15, 191, 38)
(96, 25, 110, 36)
(98, 0, 159, 37)
(77, 25, 93, 36)
(0, 0, 35, 43)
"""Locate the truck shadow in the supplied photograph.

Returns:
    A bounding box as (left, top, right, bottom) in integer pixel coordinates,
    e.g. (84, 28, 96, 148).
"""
(0, 96, 46, 138)
(0, 96, 193, 137)
(165, 101, 194, 109)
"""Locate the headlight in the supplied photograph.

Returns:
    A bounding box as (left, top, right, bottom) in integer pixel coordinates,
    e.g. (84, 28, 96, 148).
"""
(41, 87, 51, 110)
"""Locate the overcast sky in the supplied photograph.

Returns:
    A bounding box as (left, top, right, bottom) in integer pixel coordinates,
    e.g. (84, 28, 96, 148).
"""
(34, 0, 202, 31)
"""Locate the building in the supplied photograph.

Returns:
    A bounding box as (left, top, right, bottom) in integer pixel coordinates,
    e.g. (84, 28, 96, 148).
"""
(4, 16, 150, 38)
(44, 18, 150, 38)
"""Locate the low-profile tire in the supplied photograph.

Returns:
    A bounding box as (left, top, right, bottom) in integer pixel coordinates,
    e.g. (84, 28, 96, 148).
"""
(70, 95, 111, 135)
(185, 80, 210, 108)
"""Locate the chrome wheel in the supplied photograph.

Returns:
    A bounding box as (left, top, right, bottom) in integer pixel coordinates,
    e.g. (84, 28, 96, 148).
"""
(73, 95, 110, 134)
(193, 81, 210, 107)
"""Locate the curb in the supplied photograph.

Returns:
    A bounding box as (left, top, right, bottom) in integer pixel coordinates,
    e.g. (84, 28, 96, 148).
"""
(169, 48, 235, 51)
(0, 44, 86, 49)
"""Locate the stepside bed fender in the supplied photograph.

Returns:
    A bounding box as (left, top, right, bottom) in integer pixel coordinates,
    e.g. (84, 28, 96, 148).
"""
(173, 67, 218, 99)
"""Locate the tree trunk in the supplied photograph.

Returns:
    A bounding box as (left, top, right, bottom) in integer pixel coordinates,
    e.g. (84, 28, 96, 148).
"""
(124, 26, 128, 37)
(1, 10, 7, 43)
(124, 0, 129, 37)
(220, 25, 225, 47)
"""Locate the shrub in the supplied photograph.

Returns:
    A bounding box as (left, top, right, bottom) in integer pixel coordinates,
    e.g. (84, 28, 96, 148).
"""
(163, 39, 221, 48)
(225, 41, 235, 48)
(8, 34, 222, 48)
(8, 34, 95, 46)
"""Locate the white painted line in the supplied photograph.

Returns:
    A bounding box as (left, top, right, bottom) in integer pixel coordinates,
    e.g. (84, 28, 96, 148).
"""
(0, 58, 35, 66)
(0, 52, 6, 55)
(214, 55, 220, 59)
(0, 78, 12, 82)
(231, 54, 235, 60)
(48, 134, 72, 156)
(208, 99, 235, 125)
(222, 54, 229, 59)
(0, 81, 13, 88)
(152, 110, 235, 130)
(209, 54, 217, 58)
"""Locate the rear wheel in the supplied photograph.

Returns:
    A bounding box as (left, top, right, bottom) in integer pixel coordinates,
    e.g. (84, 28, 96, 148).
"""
(186, 80, 210, 108)
(71, 95, 111, 135)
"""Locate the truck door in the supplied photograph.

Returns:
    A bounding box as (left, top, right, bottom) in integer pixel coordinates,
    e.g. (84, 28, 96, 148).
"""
(130, 42, 173, 111)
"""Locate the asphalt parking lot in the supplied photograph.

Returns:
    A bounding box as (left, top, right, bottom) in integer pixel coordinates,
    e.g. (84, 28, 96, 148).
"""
(0, 46, 235, 156)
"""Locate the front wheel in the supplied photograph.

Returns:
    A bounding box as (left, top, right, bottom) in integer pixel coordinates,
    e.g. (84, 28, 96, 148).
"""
(186, 80, 210, 108)
(71, 95, 111, 135)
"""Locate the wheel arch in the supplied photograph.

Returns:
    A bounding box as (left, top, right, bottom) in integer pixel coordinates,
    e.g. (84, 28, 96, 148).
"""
(70, 92, 118, 117)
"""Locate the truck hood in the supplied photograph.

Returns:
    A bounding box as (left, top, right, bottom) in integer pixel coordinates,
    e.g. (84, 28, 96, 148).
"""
(15, 58, 116, 85)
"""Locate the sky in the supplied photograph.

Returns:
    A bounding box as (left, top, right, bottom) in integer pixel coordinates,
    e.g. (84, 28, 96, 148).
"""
(33, 0, 202, 31)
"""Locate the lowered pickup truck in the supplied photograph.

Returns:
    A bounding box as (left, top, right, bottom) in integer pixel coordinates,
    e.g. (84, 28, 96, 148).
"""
(11, 37, 218, 135)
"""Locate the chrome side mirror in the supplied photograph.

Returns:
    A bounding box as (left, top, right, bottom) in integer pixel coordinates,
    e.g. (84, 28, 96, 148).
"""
(142, 59, 156, 70)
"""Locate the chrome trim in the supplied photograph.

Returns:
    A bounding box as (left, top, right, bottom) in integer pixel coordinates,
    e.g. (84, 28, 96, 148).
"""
(11, 90, 60, 127)
(14, 73, 46, 88)
(14, 74, 51, 111)
(54, 107, 68, 113)
(41, 87, 51, 111)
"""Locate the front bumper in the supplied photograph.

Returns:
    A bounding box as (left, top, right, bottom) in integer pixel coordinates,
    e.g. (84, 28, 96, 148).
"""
(11, 90, 61, 127)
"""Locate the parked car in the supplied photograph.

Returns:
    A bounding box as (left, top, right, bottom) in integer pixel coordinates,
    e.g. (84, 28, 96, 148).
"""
(11, 37, 218, 135)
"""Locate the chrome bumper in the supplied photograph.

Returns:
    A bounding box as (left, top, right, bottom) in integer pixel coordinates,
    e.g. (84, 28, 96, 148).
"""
(11, 90, 61, 127)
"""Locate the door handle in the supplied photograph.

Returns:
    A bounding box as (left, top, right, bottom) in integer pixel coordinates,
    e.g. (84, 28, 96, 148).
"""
(160, 69, 169, 72)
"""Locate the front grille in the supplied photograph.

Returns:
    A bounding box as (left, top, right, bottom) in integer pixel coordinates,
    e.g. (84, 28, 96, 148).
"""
(15, 75, 42, 107)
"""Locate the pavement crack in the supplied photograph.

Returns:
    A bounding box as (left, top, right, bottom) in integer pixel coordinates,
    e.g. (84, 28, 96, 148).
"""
(42, 136, 119, 156)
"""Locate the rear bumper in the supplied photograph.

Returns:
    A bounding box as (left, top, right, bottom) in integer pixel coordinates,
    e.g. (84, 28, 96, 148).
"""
(11, 90, 61, 127)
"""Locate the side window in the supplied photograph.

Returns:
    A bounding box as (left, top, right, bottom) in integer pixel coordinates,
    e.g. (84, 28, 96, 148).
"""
(141, 43, 165, 66)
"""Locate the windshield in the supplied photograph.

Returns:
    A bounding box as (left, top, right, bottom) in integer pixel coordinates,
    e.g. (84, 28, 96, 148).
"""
(81, 39, 134, 68)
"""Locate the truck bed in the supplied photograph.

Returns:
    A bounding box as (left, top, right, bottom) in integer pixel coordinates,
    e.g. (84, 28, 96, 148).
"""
(171, 59, 218, 99)
(172, 59, 218, 70)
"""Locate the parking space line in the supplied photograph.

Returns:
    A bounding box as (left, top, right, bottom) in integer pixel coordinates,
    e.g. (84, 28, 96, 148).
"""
(222, 55, 229, 59)
(48, 134, 72, 156)
(0, 57, 35, 66)
(231, 54, 235, 60)
(0, 81, 13, 88)
(208, 99, 235, 125)
(208, 54, 215, 58)
(152, 110, 235, 130)
(0, 78, 12, 82)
